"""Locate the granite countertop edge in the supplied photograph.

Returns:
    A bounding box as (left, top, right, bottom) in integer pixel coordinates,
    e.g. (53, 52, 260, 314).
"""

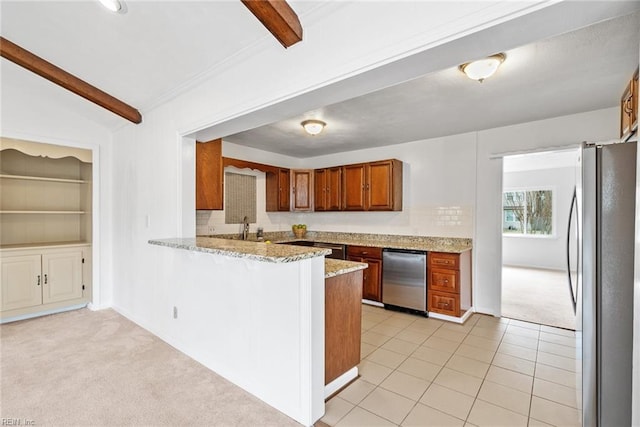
(203, 232, 473, 254)
(325, 259, 368, 278)
(149, 238, 331, 263)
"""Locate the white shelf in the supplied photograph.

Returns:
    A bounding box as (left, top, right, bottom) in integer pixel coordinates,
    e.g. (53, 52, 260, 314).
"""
(0, 174, 87, 184)
(0, 241, 91, 250)
(0, 210, 86, 214)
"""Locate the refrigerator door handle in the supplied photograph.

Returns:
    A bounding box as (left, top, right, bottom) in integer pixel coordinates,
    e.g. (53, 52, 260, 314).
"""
(566, 186, 577, 314)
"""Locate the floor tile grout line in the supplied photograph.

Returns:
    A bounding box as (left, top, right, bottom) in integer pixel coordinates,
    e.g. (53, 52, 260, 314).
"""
(526, 326, 541, 425)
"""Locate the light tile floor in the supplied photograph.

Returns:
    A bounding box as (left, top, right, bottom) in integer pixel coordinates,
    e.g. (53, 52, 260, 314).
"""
(321, 305, 580, 427)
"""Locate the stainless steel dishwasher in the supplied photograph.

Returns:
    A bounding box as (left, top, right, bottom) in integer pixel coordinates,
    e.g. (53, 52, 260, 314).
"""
(382, 249, 427, 313)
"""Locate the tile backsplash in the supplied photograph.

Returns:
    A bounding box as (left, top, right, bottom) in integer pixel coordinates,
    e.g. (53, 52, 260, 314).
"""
(196, 204, 473, 238)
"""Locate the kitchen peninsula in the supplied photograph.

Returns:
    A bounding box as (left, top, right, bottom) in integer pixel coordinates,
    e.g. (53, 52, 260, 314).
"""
(148, 237, 366, 427)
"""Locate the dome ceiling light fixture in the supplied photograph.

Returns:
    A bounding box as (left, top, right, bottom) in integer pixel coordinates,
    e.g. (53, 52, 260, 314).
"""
(459, 53, 506, 82)
(97, 0, 126, 13)
(301, 119, 326, 136)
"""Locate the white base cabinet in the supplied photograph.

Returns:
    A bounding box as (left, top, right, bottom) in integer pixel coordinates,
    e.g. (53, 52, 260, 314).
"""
(1, 244, 90, 320)
(1, 254, 41, 311)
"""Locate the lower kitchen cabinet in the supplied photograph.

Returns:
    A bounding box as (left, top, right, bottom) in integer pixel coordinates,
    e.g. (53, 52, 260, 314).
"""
(347, 245, 382, 302)
(427, 250, 471, 318)
(1, 244, 90, 319)
(325, 268, 362, 385)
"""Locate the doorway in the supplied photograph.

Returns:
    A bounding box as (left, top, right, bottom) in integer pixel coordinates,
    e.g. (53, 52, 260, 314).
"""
(501, 149, 579, 330)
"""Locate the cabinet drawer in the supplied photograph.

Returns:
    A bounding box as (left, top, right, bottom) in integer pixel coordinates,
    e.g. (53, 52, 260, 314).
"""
(430, 269, 459, 294)
(429, 252, 459, 270)
(428, 292, 460, 317)
(347, 245, 382, 259)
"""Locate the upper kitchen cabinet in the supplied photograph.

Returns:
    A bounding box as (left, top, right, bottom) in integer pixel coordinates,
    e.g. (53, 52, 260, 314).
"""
(314, 167, 342, 211)
(343, 159, 403, 211)
(266, 168, 291, 211)
(195, 139, 223, 210)
(620, 68, 638, 141)
(291, 170, 313, 211)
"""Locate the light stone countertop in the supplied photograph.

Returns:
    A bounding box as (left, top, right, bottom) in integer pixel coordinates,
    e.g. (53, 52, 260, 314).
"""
(149, 237, 330, 263)
(209, 231, 472, 254)
(325, 259, 368, 279)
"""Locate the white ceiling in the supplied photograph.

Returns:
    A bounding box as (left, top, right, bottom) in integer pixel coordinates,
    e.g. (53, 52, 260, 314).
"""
(1, 2, 639, 158)
(0, 0, 322, 129)
(223, 11, 640, 158)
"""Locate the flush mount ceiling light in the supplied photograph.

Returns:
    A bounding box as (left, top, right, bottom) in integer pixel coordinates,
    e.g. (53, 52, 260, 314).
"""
(97, 0, 126, 13)
(459, 53, 506, 82)
(301, 119, 326, 136)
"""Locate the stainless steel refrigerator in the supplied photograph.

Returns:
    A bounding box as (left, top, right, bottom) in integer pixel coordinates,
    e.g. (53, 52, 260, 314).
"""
(574, 141, 636, 426)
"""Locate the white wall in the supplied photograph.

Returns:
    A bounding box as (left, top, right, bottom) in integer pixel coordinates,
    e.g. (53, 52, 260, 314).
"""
(502, 166, 578, 270)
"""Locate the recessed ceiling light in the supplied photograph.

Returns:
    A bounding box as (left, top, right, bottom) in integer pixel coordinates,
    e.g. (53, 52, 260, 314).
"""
(459, 53, 506, 82)
(301, 119, 326, 136)
(98, 0, 125, 13)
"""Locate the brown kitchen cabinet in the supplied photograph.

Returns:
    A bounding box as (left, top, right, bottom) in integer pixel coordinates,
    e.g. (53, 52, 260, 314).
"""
(314, 167, 342, 211)
(427, 251, 471, 317)
(325, 268, 362, 385)
(347, 245, 383, 302)
(291, 169, 313, 211)
(620, 68, 639, 141)
(266, 168, 291, 211)
(343, 159, 402, 211)
(195, 139, 223, 210)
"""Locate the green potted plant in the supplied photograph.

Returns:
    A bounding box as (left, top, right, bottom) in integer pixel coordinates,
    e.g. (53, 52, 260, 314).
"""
(292, 224, 307, 238)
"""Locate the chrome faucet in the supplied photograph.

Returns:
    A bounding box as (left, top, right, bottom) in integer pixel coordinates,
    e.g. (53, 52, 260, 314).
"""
(242, 216, 250, 240)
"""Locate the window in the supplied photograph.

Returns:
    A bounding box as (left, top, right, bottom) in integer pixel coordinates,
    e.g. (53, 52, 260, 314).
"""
(503, 189, 553, 235)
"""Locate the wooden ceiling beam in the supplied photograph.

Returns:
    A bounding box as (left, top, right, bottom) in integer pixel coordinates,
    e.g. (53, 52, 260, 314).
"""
(241, 0, 302, 48)
(0, 36, 142, 124)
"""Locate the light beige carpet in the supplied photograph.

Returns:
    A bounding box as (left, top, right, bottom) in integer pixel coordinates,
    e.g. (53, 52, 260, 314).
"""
(502, 266, 576, 330)
(0, 308, 302, 426)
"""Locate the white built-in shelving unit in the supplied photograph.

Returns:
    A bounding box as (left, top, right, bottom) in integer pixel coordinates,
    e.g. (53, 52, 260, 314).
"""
(0, 138, 93, 322)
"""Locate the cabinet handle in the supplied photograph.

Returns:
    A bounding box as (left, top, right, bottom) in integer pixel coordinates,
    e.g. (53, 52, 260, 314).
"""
(366, 184, 370, 190)
(44, 274, 48, 284)
(624, 96, 634, 114)
(37, 275, 41, 286)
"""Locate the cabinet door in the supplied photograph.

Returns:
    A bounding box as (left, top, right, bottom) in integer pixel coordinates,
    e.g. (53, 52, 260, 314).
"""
(291, 170, 313, 211)
(1, 255, 42, 311)
(327, 167, 343, 211)
(343, 164, 366, 210)
(314, 169, 327, 211)
(349, 255, 382, 302)
(368, 160, 401, 210)
(42, 251, 83, 304)
(278, 169, 291, 211)
(363, 258, 382, 302)
(195, 139, 223, 210)
(621, 69, 639, 140)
